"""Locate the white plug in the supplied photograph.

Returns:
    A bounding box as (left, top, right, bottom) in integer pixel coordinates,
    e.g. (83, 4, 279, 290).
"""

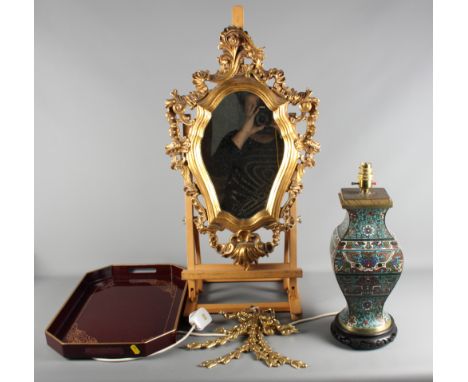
(188, 307, 212, 331)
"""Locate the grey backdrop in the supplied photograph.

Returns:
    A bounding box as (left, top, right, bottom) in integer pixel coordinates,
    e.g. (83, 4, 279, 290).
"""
(35, 0, 432, 277)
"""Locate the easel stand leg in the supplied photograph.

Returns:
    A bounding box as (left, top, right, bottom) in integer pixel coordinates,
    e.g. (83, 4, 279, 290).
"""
(183, 189, 200, 315)
(283, 202, 302, 319)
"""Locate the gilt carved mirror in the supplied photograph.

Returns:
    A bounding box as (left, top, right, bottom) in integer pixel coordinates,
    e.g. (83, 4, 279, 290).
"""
(165, 7, 319, 318)
(166, 27, 319, 268)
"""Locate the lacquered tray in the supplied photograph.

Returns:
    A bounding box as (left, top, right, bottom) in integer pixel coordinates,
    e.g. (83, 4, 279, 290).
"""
(45, 264, 187, 359)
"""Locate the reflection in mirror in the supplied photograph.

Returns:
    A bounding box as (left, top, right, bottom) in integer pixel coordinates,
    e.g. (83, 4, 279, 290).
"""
(201, 91, 284, 219)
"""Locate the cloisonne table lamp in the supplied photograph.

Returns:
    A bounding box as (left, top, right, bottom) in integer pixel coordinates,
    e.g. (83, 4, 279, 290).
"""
(330, 163, 403, 349)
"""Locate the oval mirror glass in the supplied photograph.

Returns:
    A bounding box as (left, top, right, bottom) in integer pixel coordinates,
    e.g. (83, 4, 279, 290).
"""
(201, 91, 284, 219)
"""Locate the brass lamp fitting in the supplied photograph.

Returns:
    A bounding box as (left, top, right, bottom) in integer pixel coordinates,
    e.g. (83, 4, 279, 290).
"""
(352, 162, 376, 193)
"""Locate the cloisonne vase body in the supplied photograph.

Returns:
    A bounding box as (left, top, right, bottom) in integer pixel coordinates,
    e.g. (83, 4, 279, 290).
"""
(330, 188, 403, 350)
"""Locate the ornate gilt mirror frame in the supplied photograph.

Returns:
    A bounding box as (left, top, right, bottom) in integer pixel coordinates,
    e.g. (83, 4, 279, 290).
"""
(165, 7, 319, 317)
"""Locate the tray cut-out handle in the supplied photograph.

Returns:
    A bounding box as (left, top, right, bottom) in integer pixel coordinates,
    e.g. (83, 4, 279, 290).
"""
(129, 267, 158, 274)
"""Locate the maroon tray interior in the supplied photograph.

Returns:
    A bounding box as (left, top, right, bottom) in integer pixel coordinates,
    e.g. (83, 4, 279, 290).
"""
(46, 264, 187, 359)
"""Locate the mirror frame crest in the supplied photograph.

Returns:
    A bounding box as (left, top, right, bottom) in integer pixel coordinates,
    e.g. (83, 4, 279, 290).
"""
(165, 26, 320, 268)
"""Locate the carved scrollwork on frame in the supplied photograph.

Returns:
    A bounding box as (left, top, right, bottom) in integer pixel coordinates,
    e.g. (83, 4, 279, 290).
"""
(165, 26, 320, 268)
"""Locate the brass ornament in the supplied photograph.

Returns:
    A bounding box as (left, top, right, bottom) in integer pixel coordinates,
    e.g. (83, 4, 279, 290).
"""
(165, 26, 319, 267)
(186, 307, 307, 368)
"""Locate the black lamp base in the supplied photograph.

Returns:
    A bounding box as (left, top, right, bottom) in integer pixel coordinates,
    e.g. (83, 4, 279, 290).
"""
(330, 315, 397, 350)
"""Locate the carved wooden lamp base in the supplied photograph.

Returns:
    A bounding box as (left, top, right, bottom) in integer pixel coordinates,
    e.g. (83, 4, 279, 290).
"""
(330, 315, 398, 350)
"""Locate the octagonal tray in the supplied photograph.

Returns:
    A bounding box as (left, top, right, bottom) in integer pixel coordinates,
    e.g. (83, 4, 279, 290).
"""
(45, 264, 187, 359)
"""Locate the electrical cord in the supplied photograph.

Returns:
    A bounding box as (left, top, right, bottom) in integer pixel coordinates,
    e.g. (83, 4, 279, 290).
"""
(177, 311, 339, 337)
(93, 325, 196, 362)
(290, 311, 339, 326)
(92, 310, 338, 362)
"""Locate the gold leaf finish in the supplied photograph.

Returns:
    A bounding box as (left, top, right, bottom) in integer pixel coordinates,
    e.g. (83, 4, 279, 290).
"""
(64, 324, 98, 344)
(165, 26, 319, 267)
(186, 307, 308, 368)
(208, 230, 280, 269)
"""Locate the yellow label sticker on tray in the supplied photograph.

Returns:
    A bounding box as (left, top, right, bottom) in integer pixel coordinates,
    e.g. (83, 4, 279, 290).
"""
(130, 344, 141, 355)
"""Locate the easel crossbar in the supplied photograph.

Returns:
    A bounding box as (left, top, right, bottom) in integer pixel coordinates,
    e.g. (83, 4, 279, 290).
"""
(182, 263, 302, 281)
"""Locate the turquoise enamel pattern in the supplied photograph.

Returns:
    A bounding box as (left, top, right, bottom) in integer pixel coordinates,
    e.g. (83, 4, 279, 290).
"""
(330, 189, 403, 349)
